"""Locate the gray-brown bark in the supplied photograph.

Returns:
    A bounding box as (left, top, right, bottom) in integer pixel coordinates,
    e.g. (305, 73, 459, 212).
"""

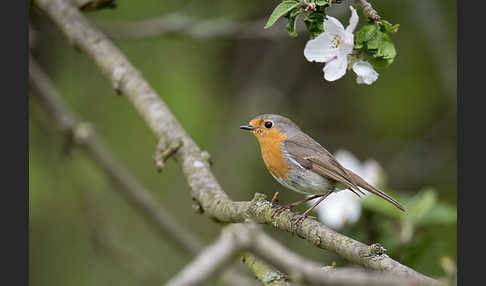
(166, 222, 437, 286)
(359, 0, 381, 24)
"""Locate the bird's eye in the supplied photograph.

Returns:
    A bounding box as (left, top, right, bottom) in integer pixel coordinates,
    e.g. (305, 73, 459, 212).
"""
(264, 121, 273, 129)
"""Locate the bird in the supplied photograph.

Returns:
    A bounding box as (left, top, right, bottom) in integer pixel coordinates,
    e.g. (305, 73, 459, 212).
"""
(240, 114, 406, 228)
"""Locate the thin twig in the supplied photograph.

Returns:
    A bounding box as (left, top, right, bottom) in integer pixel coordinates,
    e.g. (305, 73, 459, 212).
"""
(154, 139, 183, 172)
(358, 0, 381, 24)
(96, 0, 348, 42)
(81, 192, 162, 284)
(33, 0, 441, 285)
(98, 14, 300, 41)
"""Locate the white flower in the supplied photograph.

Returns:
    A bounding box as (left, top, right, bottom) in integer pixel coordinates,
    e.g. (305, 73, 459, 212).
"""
(303, 6, 379, 84)
(334, 149, 382, 186)
(309, 149, 383, 230)
(351, 58, 379, 85)
(304, 6, 358, 81)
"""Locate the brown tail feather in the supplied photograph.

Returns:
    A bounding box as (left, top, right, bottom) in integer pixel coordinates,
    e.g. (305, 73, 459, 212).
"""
(348, 171, 406, 212)
(347, 188, 363, 198)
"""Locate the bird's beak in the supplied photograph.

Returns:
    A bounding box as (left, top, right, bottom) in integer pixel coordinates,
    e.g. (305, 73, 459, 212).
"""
(239, 125, 255, 131)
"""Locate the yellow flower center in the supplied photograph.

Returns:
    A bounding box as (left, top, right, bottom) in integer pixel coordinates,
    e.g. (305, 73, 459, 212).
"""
(331, 34, 344, 49)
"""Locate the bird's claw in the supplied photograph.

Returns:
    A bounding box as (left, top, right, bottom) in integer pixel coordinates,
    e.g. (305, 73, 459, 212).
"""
(270, 191, 290, 219)
(290, 214, 317, 231)
(290, 215, 306, 231)
(270, 204, 291, 219)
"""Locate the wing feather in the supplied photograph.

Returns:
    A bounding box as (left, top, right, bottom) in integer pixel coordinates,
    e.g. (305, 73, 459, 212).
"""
(284, 138, 361, 194)
(283, 134, 405, 212)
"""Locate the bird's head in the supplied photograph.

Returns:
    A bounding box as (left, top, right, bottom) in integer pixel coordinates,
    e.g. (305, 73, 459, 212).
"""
(240, 114, 300, 143)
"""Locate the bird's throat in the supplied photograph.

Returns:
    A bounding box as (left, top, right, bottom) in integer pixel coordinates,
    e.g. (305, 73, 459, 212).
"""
(257, 132, 289, 179)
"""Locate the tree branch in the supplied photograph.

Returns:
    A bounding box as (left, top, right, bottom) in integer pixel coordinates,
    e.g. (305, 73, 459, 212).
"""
(167, 222, 434, 286)
(75, 0, 116, 11)
(81, 193, 162, 284)
(247, 223, 415, 286)
(29, 56, 258, 286)
(30, 56, 203, 256)
(33, 0, 441, 285)
(240, 253, 291, 286)
(164, 224, 252, 286)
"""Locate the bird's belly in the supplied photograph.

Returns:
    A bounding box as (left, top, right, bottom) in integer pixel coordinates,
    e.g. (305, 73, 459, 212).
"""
(273, 168, 333, 196)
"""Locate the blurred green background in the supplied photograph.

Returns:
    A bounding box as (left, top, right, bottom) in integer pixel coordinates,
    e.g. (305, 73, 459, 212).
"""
(29, 0, 457, 285)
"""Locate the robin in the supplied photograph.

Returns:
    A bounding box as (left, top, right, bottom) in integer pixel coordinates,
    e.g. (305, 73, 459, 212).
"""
(240, 114, 405, 228)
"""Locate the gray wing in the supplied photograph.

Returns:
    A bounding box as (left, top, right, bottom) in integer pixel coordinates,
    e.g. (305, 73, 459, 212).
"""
(283, 133, 362, 195)
(283, 132, 406, 212)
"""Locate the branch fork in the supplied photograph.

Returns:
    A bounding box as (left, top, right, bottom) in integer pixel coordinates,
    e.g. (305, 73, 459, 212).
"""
(167, 221, 428, 286)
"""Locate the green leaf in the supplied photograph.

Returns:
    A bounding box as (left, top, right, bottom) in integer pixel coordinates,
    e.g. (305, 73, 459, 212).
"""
(354, 24, 397, 69)
(370, 34, 396, 58)
(285, 8, 303, 37)
(404, 188, 437, 224)
(362, 190, 405, 220)
(363, 187, 457, 229)
(355, 24, 379, 47)
(304, 6, 327, 39)
(264, 1, 302, 29)
(414, 203, 457, 226)
(381, 19, 400, 34)
(367, 57, 394, 69)
(315, 0, 331, 6)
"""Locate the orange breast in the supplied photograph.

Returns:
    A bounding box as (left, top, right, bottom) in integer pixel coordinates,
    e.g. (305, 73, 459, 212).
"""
(257, 131, 289, 179)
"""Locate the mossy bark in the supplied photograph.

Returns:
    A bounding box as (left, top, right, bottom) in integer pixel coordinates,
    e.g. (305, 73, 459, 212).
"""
(241, 252, 291, 286)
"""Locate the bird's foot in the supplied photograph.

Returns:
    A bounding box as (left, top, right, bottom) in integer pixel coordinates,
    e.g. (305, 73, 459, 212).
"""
(270, 192, 289, 219)
(270, 204, 291, 219)
(290, 214, 317, 231)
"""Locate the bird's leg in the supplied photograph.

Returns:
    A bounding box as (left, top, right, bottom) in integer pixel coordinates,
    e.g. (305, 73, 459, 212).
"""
(291, 191, 332, 230)
(271, 192, 281, 205)
(271, 194, 322, 219)
(284, 195, 323, 209)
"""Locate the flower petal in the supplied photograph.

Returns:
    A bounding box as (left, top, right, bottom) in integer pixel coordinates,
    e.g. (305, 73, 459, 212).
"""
(352, 60, 379, 85)
(324, 16, 345, 36)
(346, 6, 359, 33)
(304, 32, 338, 62)
(323, 56, 348, 81)
(338, 33, 354, 57)
(362, 160, 381, 187)
(312, 191, 362, 230)
(335, 149, 361, 175)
